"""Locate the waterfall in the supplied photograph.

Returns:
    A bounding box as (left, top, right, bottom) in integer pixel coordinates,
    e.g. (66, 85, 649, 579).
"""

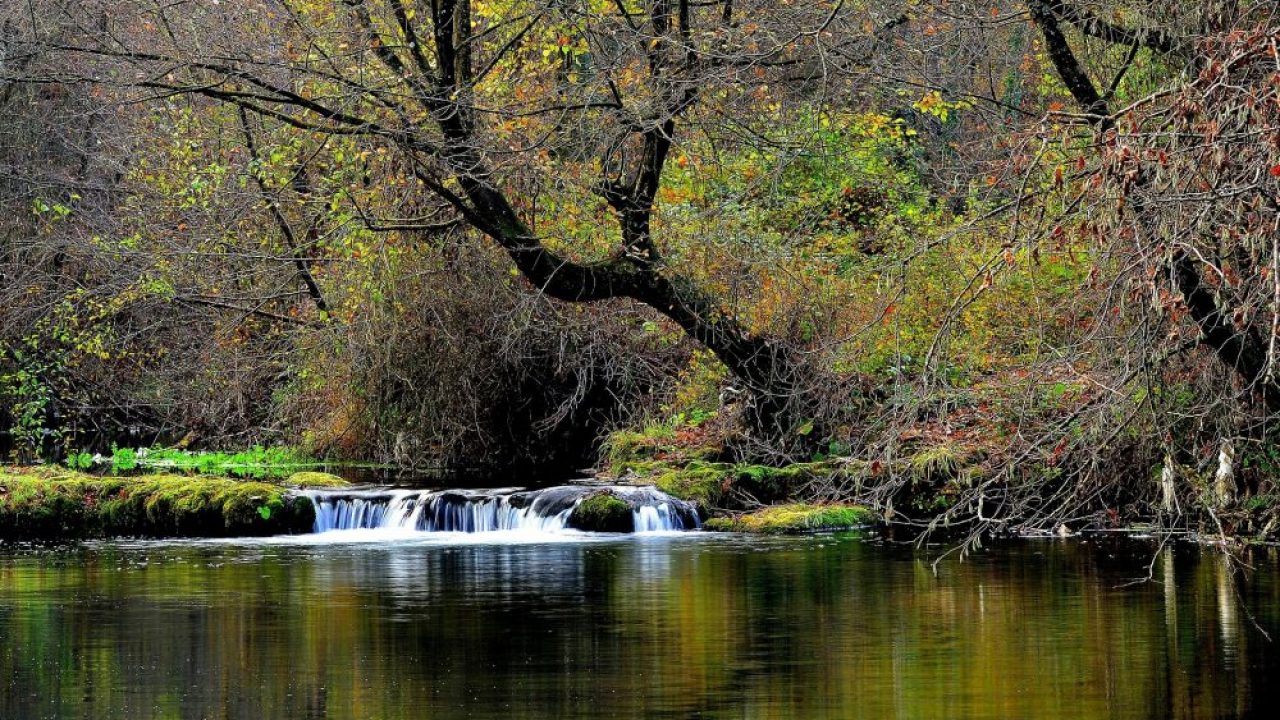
(299, 485, 700, 534)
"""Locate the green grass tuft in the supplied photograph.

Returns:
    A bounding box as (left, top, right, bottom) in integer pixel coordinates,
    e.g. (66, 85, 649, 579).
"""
(59, 445, 328, 479)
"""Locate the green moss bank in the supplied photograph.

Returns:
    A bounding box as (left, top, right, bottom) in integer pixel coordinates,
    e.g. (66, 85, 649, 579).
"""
(0, 469, 320, 539)
(703, 504, 875, 534)
(284, 471, 350, 488)
(614, 458, 857, 513)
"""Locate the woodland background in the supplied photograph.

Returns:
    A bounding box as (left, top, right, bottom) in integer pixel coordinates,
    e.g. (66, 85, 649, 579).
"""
(4, 0, 1280, 535)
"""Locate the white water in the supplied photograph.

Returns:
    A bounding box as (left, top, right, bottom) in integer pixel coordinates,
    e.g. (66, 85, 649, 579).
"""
(300, 485, 700, 535)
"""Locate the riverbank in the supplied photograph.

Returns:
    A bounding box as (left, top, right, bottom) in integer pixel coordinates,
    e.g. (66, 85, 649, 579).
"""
(0, 468, 347, 539)
(603, 434, 1280, 541)
(0, 465, 870, 539)
(6, 460, 1274, 542)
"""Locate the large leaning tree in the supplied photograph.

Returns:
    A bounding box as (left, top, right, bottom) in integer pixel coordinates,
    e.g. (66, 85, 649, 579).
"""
(19, 0, 897, 437)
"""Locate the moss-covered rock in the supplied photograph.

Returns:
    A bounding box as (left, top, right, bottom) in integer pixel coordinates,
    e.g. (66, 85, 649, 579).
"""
(702, 503, 875, 534)
(0, 469, 315, 539)
(284, 471, 350, 488)
(567, 492, 634, 532)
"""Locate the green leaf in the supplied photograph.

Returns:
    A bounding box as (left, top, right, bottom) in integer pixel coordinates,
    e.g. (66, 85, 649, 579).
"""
(257, 505, 273, 520)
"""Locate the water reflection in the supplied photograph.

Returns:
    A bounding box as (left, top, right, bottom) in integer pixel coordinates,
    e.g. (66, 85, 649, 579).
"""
(0, 536, 1277, 719)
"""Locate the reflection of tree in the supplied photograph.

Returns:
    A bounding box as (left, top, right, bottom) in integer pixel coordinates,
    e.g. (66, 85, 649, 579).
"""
(0, 541, 1276, 718)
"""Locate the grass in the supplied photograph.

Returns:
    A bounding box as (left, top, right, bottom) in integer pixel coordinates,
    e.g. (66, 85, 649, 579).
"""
(63, 445, 332, 479)
(702, 503, 875, 534)
(0, 467, 336, 539)
(603, 421, 724, 467)
(907, 443, 963, 483)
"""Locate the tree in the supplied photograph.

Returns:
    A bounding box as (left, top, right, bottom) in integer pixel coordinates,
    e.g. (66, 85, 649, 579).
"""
(25, 0, 888, 438)
(1024, 1, 1280, 410)
(2, 7, 125, 457)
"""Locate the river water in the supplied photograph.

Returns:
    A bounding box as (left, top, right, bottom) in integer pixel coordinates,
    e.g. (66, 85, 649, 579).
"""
(1, 529, 1277, 719)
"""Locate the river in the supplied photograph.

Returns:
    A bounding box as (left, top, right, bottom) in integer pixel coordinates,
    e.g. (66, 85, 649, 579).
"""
(1, 508, 1277, 718)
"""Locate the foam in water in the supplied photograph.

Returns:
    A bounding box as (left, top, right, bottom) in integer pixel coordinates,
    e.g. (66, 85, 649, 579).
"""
(300, 485, 699, 535)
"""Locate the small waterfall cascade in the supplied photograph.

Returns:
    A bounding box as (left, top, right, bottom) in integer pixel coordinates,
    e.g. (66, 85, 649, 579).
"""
(299, 485, 700, 534)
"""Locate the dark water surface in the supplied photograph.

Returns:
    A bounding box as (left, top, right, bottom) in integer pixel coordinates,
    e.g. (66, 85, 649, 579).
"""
(1, 533, 1278, 719)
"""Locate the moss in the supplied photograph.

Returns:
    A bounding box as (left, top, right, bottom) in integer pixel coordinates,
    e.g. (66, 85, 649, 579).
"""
(1244, 494, 1279, 513)
(284, 471, 350, 488)
(652, 461, 734, 511)
(702, 503, 875, 534)
(616, 457, 861, 513)
(567, 492, 634, 532)
(611, 458, 728, 510)
(604, 430, 664, 466)
(0, 469, 314, 539)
